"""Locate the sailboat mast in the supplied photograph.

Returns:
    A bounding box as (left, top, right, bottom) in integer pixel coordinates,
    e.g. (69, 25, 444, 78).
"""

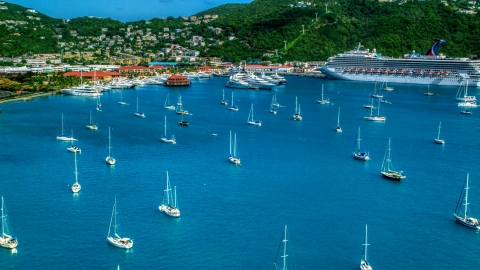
(136, 97, 139, 112)
(282, 225, 288, 270)
(337, 107, 341, 126)
(61, 114, 64, 134)
(108, 127, 111, 156)
(363, 224, 369, 262)
(165, 171, 171, 206)
(164, 116, 167, 137)
(229, 131, 232, 155)
(464, 173, 470, 219)
(174, 186, 177, 208)
(357, 128, 361, 151)
(234, 133, 237, 157)
(231, 92, 234, 106)
(74, 151, 78, 184)
(114, 196, 117, 235)
(1, 197, 4, 236)
(438, 122, 442, 140)
(322, 84, 324, 100)
(295, 96, 298, 114)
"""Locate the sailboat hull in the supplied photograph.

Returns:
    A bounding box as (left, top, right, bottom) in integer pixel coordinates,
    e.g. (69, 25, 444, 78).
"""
(354, 153, 370, 161)
(107, 237, 133, 249)
(454, 214, 480, 229)
(71, 183, 81, 193)
(0, 236, 18, 249)
(106, 157, 116, 165)
(381, 171, 405, 181)
(159, 205, 181, 218)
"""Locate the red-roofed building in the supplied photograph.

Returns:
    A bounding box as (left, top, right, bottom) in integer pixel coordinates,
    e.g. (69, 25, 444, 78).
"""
(165, 74, 190, 86)
(63, 71, 121, 81)
(114, 65, 167, 75)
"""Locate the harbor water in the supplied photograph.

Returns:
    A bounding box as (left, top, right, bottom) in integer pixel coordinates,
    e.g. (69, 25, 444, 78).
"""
(0, 77, 479, 269)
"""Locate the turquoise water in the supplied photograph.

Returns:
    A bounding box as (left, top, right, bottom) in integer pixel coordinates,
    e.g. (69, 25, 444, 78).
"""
(1, 77, 480, 269)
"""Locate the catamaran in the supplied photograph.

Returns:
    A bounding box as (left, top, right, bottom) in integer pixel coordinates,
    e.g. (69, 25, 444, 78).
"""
(221, 89, 228, 105)
(434, 122, 445, 144)
(381, 138, 405, 180)
(335, 107, 342, 132)
(86, 110, 98, 130)
(360, 224, 373, 270)
(317, 84, 330, 104)
(247, 103, 262, 126)
(159, 171, 180, 218)
(67, 130, 81, 153)
(454, 173, 480, 229)
(160, 116, 176, 144)
(353, 127, 370, 161)
(71, 151, 81, 193)
(229, 131, 241, 166)
(0, 197, 18, 249)
(106, 127, 116, 165)
(56, 114, 76, 141)
(228, 92, 238, 111)
(106, 197, 133, 249)
(293, 96, 302, 121)
(164, 93, 175, 109)
(133, 97, 145, 117)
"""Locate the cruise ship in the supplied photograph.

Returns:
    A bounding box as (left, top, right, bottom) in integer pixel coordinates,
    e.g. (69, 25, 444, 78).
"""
(319, 40, 480, 87)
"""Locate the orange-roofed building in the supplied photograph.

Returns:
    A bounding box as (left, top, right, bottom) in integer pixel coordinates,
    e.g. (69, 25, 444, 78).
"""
(165, 74, 190, 86)
(63, 71, 122, 81)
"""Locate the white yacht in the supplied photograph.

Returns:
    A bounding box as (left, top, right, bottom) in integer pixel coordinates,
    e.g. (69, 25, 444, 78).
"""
(62, 84, 101, 97)
(225, 75, 250, 89)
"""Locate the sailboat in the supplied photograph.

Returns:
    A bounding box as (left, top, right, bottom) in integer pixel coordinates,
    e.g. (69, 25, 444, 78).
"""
(176, 95, 188, 115)
(179, 113, 189, 126)
(454, 173, 480, 229)
(67, 130, 81, 153)
(364, 98, 386, 121)
(160, 116, 176, 144)
(86, 110, 98, 130)
(228, 131, 241, 165)
(424, 85, 434, 96)
(118, 91, 127, 105)
(159, 171, 180, 218)
(317, 84, 330, 104)
(0, 197, 18, 249)
(363, 95, 375, 109)
(381, 78, 393, 91)
(96, 95, 102, 111)
(133, 97, 145, 117)
(270, 95, 277, 114)
(353, 127, 370, 161)
(360, 224, 373, 270)
(106, 197, 133, 249)
(228, 92, 238, 111)
(293, 96, 302, 121)
(221, 89, 228, 105)
(164, 93, 175, 109)
(71, 151, 81, 193)
(370, 83, 383, 98)
(456, 80, 476, 101)
(335, 107, 342, 132)
(247, 103, 262, 126)
(272, 94, 280, 107)
(381, 137, 405, 180)
(434, 122, 445, 144)
(56, 114, 76, 141)
(272, 225, 289, 270)
(106, 127, 116, 165)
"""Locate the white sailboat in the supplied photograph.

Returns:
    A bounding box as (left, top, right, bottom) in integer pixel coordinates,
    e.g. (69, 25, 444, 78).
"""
(381, 78, 393, 91)
(229, 131, 241, 166)
(133, 97, 145, 117)
(177, 93, 182, 106)
(106, 127, 116, 165)
(434, 122, 445, 144)
(363, 95, 375, 109)
(56, 114, 76, 141)
(221, 89, 228, 105)
(370, 83, 383, 98)
(176, 95, 188, 115)
(164, 93, 175, 109)
(360, 224, 373, 270)
(247, 103, 262, 126)
(293, 96, 302, 121)
(335, 107, 342, 132)
(106, 197, 133, 249)
(364, 98, 386, 121)
(0, 197, 18, 249)
(228, 92, 238, 111)
(86, 110, 98, 130)
(67, 130, 81, 153)
(353, 127, 370, 161)
(381, 138, 405, 180)
(160, 116, 176, 144)
(118, 91, 127, 105)
(456, 80, 476, 101)
(273, 225, 289, 270)
(159, 171, 180, 218)
(424, 85, 434, 96)
(272, 94, 280, 107)
(270, 95, 277, 114)
(454, 173, 480, 229)
(71, 151, 81, 193)
(317, 84, 330, 104)
(96, 95, 102, 111)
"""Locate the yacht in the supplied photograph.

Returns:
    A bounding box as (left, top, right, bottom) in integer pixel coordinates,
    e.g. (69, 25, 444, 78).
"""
(62, 84, 101, 97)
(225, 75, 250, 89)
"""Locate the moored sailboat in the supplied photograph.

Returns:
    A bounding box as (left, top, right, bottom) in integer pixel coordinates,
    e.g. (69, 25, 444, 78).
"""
(229, 131, 241, 166)
(106, 127, 116, 165)
(360, 224, 373, 270)
(270, 95, 277, 114)
(159, 171, 180, 218)
(335, 107, 342, 132)
(364, 98, 386, 121)
(133, 97, 145, 117)
(175, 95, 189, 115)
(56, 114, 76, 141)
(221, 89, 228, 105)
(353, 127, 370, 161)
(247, 103, 261, 126)
(381, 137, 405, 180)
(86, 110, 98, 130)
(160, 116, 176, 144)
(273, 225, 290, 270)
(106, 197, 133, 249)
(434, 121, 445, 144)
(0, 197, 18, 249)
(164, 93, 175, 109)
(67, 130, 81, 153)
(293, 96, 302, 121)
(228, 92, 238, 111)
(454, 173, 480, 229)
(71, 151, 81, 193)
(317, 84, 330, 104)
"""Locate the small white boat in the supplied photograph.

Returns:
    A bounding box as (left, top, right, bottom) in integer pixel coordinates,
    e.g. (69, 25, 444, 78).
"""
(106, 197, 133, 249)
(106, 127, 116, 165)
(133, 97, 145, 117)
(317, 84, 330, 104)
(85, 110, 98, 130)
(293, 96, 302, 121)
(160, 116, 176, 144)
(229, 131, 241, 166)
(71, 151, 81, 193)
(247, 103, 261, 126)
(335, 107, 342, 132)
(164, 93, 175, 109)
(0, 197, 18, 249)
(454, 173, 480, 229)
(67, 130, 81, 153)
(434, 121, 445, 144)
(461, 110, 472, 114)
(360, 224, 373, 270)
(159, 171, 180, 218)
(228, 92, 238, 111)
(118, 92, 127, 105)
(56, 114, 76, 141)
(353, 127, 370, 161)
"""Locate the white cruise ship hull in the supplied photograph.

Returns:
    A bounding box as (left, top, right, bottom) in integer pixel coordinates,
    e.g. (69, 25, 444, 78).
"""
(322, 67, 480, 87)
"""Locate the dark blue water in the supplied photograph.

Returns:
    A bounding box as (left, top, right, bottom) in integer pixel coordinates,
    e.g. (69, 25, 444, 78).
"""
(1, 77, 480, 269)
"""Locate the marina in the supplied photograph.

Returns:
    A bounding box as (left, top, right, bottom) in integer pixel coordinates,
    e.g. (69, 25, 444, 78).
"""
(1, 76, 480, 268)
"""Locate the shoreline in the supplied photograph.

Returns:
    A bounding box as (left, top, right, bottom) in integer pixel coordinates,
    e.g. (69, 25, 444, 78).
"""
(0, 90, 60, 105)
